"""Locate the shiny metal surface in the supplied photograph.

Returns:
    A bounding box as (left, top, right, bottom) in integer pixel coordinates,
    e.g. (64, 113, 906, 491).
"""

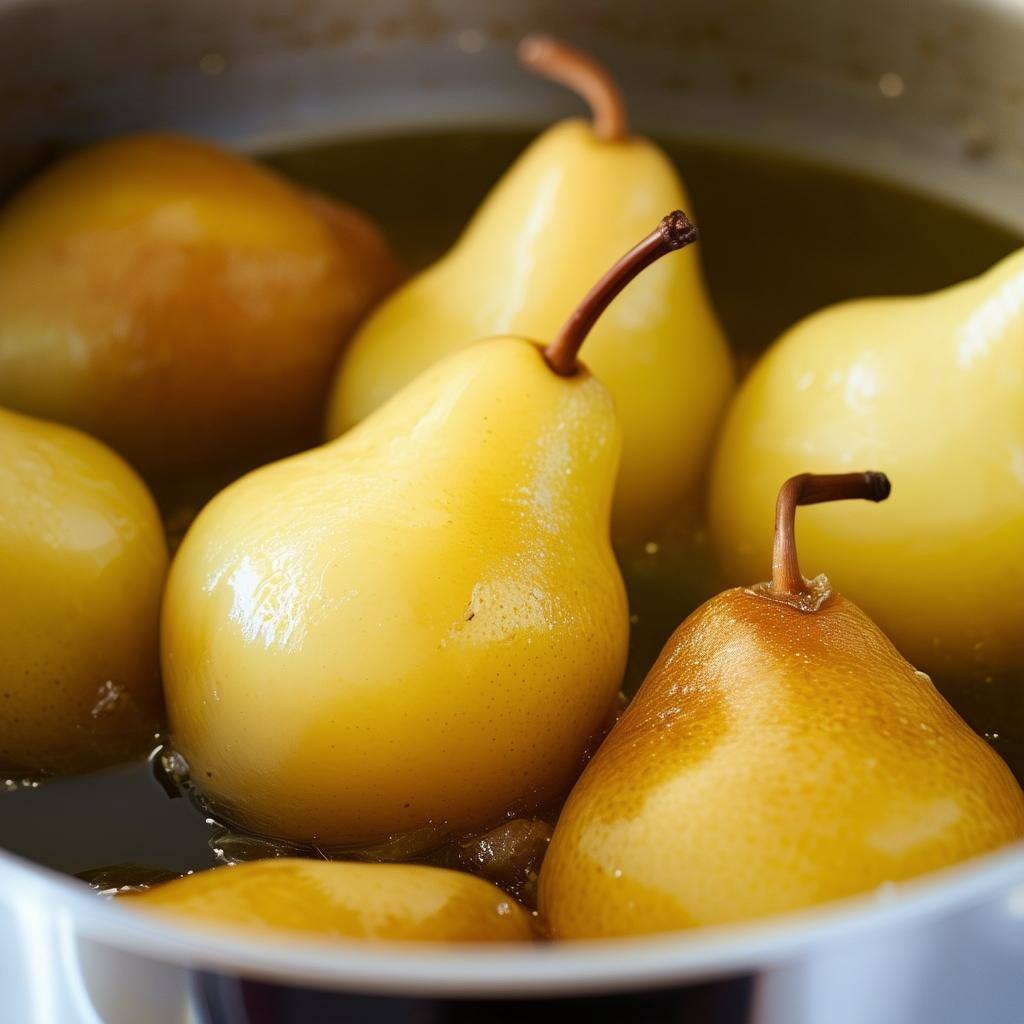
(3, 0, 1024, 225)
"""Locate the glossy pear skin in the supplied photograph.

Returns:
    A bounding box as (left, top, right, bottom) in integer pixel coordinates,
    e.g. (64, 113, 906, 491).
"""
(163, 337, 628, 846)
(126, 859, 533, 943)
(0, 408, 168, 772)
(710, 250, 1024, 685)
(327, 120, 733, 543)
(540, 589, 1024, 937)
(0, 134, 396, 476)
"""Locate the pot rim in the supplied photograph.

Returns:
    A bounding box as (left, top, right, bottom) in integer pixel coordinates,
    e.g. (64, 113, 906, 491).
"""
(5, 840, 1023, 997)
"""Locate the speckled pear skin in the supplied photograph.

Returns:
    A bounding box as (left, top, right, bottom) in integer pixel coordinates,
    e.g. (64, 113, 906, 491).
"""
(126, 858, 534, 943)
(539, 588, 1024, 938)
(163, 336, 628, 848)
(0, 408, 167, 773)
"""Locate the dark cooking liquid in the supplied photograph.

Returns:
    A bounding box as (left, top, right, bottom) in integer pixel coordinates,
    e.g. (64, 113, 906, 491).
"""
(2, 130, 1021, 882)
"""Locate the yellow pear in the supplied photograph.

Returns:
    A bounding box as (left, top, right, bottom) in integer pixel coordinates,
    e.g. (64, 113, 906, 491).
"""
(163, 212, 698, 848)
(326, 36, 733, 545)
(0, 133, 397, 478)
(709, 249, 1024, 686)
(124, 858, 533, 943)
(540, 472, 1024, 937)
(0, 407, 168, 773)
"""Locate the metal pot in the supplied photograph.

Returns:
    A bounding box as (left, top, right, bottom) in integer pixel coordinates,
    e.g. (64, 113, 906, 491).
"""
(2, 1, 1023, 1021)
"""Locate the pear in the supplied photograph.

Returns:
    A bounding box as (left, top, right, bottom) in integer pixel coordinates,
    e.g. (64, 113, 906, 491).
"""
(0, 407, 167, 773)
(325, 36, 733, 545)
(709, 249, 1024, 687)
(162, 212, 699, 848)
(124, 859, 533, 943)
(539, 472, 1024, 937)
(0, 134, 397, 479)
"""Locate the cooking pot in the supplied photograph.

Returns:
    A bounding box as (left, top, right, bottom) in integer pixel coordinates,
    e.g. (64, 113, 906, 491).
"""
(2, 1, 1023, 1021)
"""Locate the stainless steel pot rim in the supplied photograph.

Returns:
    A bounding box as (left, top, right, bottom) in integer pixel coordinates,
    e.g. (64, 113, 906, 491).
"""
(6, 840, 1023, 997)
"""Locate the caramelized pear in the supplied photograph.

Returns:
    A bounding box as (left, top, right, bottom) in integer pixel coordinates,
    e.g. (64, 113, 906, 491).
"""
(0, 134, 397, 478)
(540, 473, 1024, 937)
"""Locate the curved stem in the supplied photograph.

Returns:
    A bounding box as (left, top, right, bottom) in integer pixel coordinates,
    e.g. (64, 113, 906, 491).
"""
(772, 472, 891, 598)
(518, 35, 629, 141)
(542, 211, 699, 376)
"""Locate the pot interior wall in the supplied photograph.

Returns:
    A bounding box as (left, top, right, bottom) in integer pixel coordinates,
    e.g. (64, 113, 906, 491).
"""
(2, 0, 1024, 226)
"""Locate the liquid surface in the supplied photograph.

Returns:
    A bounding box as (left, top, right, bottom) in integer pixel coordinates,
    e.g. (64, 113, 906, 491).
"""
(2, 130, 1021, 884)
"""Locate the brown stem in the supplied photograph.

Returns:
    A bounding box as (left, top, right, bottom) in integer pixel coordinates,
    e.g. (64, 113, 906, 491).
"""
(542, 211, 699, 376)
(772, 472, 891, 598)
(518, 34, 629, 141)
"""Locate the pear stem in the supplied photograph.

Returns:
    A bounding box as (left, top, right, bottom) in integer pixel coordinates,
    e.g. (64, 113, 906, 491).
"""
(542, 211, 699, 376)
(772, 472, 892, 598)
(518, 35, 629, 141)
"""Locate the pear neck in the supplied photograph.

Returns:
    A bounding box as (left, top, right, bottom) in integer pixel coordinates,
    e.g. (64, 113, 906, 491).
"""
(755, 471, 891, 612)
(518, 35, 629, 142)
(542, 211, 699, 376)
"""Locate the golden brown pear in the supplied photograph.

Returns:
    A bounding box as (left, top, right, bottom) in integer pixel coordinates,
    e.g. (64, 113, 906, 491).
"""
(539, 473, 1024, 938)
(125, 859, 533, 943)
(0, 134, 397, 478)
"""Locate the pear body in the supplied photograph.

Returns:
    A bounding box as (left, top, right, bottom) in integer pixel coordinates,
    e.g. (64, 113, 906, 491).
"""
(326, 120, 733, 544)
(540, 588, 1024, 937)
(0, 408, 168, 773)
(163, 337, 628, 847)
(709, 250, 1024, 685)
(126, 858, 533, 943)
(0, 134, 396, 477)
